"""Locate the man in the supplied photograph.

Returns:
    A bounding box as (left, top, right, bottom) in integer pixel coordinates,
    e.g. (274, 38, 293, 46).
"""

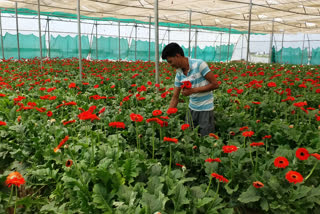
(161, 43, 219, 136)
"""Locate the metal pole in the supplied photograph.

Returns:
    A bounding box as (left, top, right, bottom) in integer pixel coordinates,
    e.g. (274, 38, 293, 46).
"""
(307, 34, 311, 65)
(149, 16, 151, 61)
(194, 29, 198, 59)
(227, 24, 231, 62)
(188, 9, 192, 57)
(118, 21, 120, 60)
(154, 0, 159, 84)
(77, 0, 82, 80)
(135, 24, 137, 60)
(168, 28, 170, 44)
(0, 11, 4, 59)
(15, 2, 20, 60)
(47, 17, 50, 58)
(246, 0, 252, 64)
(37, 0, 43, 71)
(219, 33, 222, 61)
(269, 19, 275, 64)
(301, 34, 305, 65)
(241, 34, 244, 60)
(280, 30, 284, 63)
(96, 21, 98, 60)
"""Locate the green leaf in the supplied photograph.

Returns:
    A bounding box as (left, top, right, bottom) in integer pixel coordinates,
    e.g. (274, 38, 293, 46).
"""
(122, 159, 139, 184)
(190, 186, 205, 199)
(141, 192, 162, 214)
(195, 197, 212, 208)
(260, 198, 269, 211)
(172, 183, 190, 210)
(238, 185, 261, 203)
(117, 185, 137, 206)
(92, 183, 112, 211)
(290, 185, 312, 201)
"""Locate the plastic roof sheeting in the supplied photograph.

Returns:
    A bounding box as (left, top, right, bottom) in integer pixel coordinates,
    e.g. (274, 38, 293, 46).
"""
(1, 0, 320, 33)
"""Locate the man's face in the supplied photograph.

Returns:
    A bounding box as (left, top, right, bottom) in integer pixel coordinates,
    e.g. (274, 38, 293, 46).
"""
(166, 54, 182, 69)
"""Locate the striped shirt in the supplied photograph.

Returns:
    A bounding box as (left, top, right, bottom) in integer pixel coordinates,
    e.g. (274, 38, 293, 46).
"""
(174, 58, 214, 111)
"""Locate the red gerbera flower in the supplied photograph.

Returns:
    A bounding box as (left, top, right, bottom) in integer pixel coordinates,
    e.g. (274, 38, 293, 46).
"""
(167, 108, 178, 115)
(274, 157, 289, 168)
(5, 171, 25, 188)
(163, 137, 178, 144)
(239, 126, 249, 131)
(47, 111, 53, 117)
(181, 124, 190, 131)
(211, 172, 229, 183)
(285, 171, 304, 184)
(181, 81, 192, 89)
(69, 82, 76, 88)
(253, 181, 264, 188)
(66, 159, 73, 167)
(152, 110, 162, 116)
(130, 113, 144, 122)
(242, 131, 254, 137)
(296, 148, 310, 161)
(311, 153, 320, 160)
(205, 158, 221, 163)
(54, 135, 69, 152)
(222, 145, 238, 153)
(109, 122, 125, 129)
(250, 142, 265, 147)
(0, 121, 7, 126)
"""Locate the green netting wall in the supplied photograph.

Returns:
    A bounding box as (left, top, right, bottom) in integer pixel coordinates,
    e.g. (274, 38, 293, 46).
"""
(191, 46, 216, 61)
(91, 37, 129, 60)
(128, 40, 164, 61)
(310, 48, 320, 65)
(0, 33, 46, 59)
(275, 47, 308, 64)
(213, 44, 234, 62)
(50, 35, 90, 58)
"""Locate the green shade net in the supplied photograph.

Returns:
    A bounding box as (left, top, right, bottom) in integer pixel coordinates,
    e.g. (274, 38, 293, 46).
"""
(91, 37, 129, 60)
(191, 46, 216, 61)
(50, 35, 90, 58)
(128, 40, 163, 61)
(213, 44, 234, 62)
(2, 33, 46, 59)
(311, 48, 320, 65)
(275, 47, 308, 64)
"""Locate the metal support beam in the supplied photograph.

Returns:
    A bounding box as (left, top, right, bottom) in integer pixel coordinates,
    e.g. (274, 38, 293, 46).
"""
(37, 0, 43, 71)
(118, 21, 120, 60)
(77, 0, 82, 80)
(246, 0, 252, 64)
(307, 34, 311, 65)
(47, 17, 50, 58)
(15, 2, 20, 60)
(194, 29, 198, 59)
(149, 16, 151, 61)
(219, 33, 222, 62)
(188, 10, 192, 57)
(96, 21, 98, 60)
(301, 34, 305, 65)
(268, 19, 275, 64)
(241, 34, 244, 60)
(0, 10, 4, 59)
(168, 28, 170, 44)
(280, 30, 284, 63)
(227, 25, 231, 62)
(154, 0, 159, 84)
(135, 24, 137, 60)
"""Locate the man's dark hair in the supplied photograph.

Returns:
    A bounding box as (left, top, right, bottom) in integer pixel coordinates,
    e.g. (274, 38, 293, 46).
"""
(161, 42, 184, 60)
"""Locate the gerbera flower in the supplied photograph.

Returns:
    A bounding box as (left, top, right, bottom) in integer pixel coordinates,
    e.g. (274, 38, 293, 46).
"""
(311, 153, 320, 160)
(285, 171, 303, 184)
(167, 108, 178, 115)
(242, 131, 254, 137)
(274, 157, 289, 168)
(253, 181, 264, 188)
(211, 173, 229, 183)
(209, 133, 219, 139)
(181, 124, 190, 131)
(296, 148, 310, 161)
(0, 121, 7, 126)
(250, 142, 265, 147)
(130, 113, 144, 122)
(66, 159, 73, 167)
(5, 171, 25, 188)
(54, 136, 69, 152)
(47, 111, 53, 117)
(222, 145, 238, 153)
(152, 110, 162, 116)
(205, 158, 221, 163)
(163, 137, 178, 144)
(109, 122, 125, 129)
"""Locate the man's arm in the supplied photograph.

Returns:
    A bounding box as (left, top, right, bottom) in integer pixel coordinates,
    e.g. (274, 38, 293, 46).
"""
(169, 87, 181, 108)
(181, 72, 219, 96)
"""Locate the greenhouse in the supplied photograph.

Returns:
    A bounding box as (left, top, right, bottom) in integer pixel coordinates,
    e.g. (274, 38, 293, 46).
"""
(0, 0, 320, 213)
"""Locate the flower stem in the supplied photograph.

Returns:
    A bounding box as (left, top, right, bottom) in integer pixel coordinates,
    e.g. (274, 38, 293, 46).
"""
(305, 162, 318, 181)
(7, 186, 14, 211)
(168, 144, 172, 176)
(205, 176, 212, 195)
(249, 146, 254, 167)
(152, 124, 155, 159)
(255, 150, 258, 176)
(14, 185, 17, 214)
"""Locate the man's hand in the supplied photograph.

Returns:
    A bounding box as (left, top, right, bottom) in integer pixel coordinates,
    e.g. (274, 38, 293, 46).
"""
(181, 88, 195, 96)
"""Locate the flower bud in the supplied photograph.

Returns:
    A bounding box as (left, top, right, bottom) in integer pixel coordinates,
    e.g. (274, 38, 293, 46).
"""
(289, 125, 294, 128)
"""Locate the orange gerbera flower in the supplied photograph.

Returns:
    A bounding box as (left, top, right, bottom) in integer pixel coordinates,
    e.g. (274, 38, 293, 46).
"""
(54, 135, 69, 152)
(253, 181, 264, 188)
(295, 148, 310, 161)
(66, 159, 73, 167)
(211, 172, 229, 183)
(5, 171, 25, 187)
(209, 133, 219, 139)
(285, 171, 303, 184)
(274, 157, 289, 168)
(163, 137, 178, 144)
(222, 145, 238, 153)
